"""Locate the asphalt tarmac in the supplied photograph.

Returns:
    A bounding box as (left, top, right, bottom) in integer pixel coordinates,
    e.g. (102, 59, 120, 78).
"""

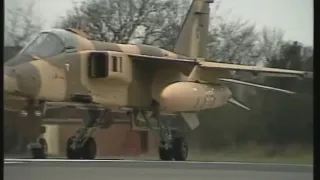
(4, 159, 313, 180)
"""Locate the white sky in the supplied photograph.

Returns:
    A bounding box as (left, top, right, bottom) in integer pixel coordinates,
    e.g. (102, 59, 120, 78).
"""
(5, 0, 313, 46)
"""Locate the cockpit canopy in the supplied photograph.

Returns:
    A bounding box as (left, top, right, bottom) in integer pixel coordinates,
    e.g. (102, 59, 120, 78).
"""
(5, 29, 79, 66)
(20, 29, 79, 58)
(21, 32, 65, 58)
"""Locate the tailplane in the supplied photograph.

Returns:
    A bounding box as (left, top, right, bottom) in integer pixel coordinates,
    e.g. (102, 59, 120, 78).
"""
(173, 0, 214, 58)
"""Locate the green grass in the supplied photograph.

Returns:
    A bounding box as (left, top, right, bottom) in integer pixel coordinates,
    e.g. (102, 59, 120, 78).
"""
(188, 152, 312, 164)
(124, 145, 313, 165)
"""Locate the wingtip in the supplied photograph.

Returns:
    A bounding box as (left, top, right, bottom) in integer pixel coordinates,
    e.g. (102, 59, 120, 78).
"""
(304, 72, 313, 79)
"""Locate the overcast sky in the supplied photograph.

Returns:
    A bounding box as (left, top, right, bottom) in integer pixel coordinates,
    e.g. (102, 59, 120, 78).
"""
(5, 0, 313, 46)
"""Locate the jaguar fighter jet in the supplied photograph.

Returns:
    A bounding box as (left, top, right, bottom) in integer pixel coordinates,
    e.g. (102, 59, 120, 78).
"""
(4, 0, 313, 161)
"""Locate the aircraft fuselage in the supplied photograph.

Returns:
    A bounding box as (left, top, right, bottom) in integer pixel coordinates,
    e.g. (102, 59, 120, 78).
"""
(4, 51, 231, 114)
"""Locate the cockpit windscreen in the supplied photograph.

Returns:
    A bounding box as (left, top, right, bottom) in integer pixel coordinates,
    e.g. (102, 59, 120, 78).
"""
(20, 32, 65, 58)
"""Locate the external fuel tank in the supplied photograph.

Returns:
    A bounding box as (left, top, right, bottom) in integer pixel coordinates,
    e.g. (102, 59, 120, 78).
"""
(160, 82, 232, 113)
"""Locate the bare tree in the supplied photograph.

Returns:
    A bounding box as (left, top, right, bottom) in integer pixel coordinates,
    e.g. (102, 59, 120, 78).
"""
(258, 27, 285, 66)
(56, 0, 190, 50)
(5, 2, 43, 47)
(259, 27, 313, 71)
(207, 16, 261, 65)
(300, 46, 313, 71)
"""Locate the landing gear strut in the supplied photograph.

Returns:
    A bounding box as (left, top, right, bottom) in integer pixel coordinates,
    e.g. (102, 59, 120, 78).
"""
(66, 109, 107, 159)
(21, 100, 48, 159)
(131, 107, 188, 161)
(157, 119, 188, 161)
(67, 136, 97, 159)
(28, 137, 48, 159)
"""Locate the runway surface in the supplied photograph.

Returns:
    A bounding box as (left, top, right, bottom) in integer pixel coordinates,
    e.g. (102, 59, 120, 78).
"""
(4, 158, 313, 180)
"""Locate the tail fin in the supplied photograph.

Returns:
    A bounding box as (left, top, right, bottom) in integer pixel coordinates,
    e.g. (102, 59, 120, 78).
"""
(173, 0, 213, 58)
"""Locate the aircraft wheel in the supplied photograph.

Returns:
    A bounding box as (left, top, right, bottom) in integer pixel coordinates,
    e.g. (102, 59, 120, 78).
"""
(82, 137, 97, 159)
(158, 141, 173, 161)
(31, 138, 48, 159)
(172, 137, 188, 161)
(66, 137, 81, 159)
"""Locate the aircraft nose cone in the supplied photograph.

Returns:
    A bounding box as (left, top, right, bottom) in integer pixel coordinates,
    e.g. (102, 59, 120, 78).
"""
(4, 67, 19, 93)
(4, 74, 19, 93)
(4, 64, 41, 98)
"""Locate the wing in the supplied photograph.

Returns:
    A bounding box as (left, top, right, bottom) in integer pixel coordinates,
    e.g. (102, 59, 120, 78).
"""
(127, 53, 313, 79)
(199, 61, 313, 79)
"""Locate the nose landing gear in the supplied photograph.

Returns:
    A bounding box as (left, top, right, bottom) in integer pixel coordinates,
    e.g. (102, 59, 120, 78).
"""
(20, 100, 48, 159)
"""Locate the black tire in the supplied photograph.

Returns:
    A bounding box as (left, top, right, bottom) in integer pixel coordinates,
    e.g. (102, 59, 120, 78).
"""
(158, 141, 173, 161)
(82, 137, 97, 159)
(172, 137, 188, 161)
(31, 138, 48, 159)
(66, 137, 81, 159)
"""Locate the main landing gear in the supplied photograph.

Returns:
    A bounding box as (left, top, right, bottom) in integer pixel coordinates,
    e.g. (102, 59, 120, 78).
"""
(28, 136, 48, 159)
(66, 129, 97, 159)
(66, 109, 108, 159)
(131, 109, 188, 161)
(157, 119, 188, 161)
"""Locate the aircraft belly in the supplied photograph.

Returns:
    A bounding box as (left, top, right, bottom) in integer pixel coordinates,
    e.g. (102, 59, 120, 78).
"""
(159, 82, 231, 113)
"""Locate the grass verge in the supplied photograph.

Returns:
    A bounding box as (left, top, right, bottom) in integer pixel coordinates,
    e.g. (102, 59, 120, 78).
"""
(125, 145, 313, 165)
